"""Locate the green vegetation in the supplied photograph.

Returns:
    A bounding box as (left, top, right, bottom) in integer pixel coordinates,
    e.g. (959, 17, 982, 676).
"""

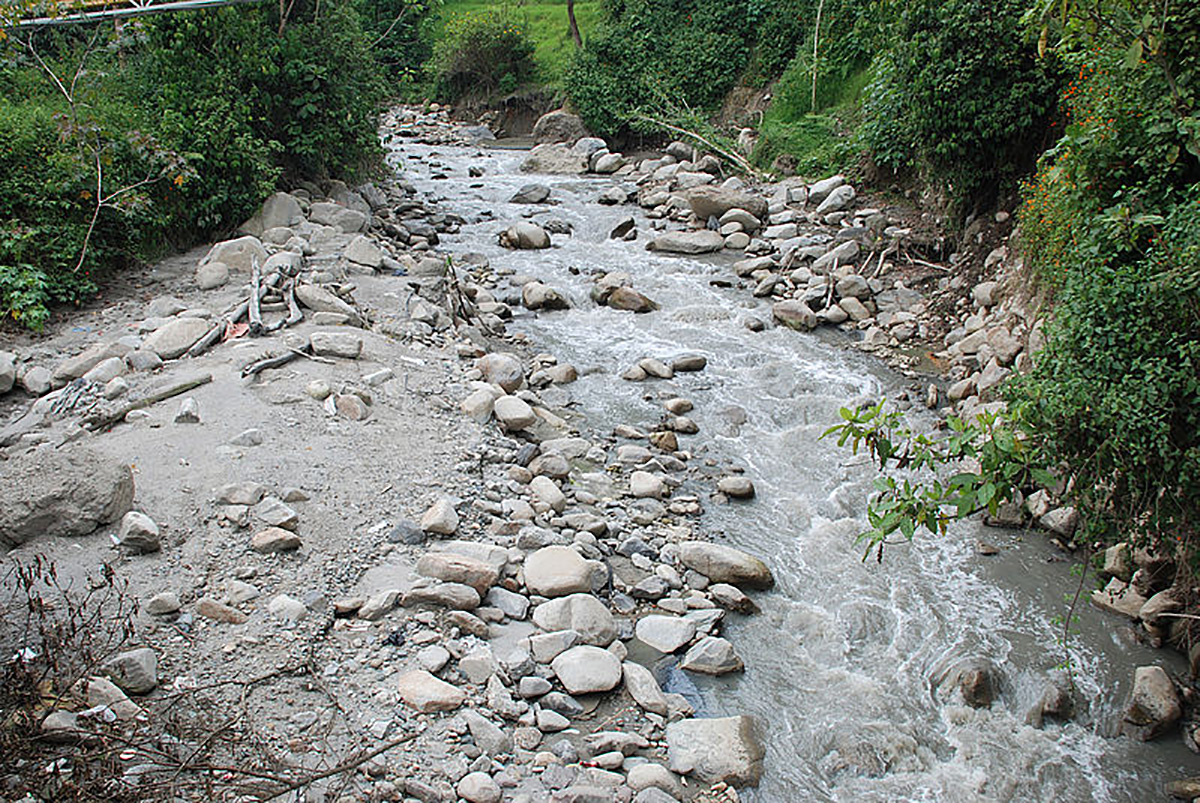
(430, 6, 537, 98)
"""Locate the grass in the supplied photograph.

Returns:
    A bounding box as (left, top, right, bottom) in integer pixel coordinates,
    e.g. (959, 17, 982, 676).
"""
(437, 0, 602, 86)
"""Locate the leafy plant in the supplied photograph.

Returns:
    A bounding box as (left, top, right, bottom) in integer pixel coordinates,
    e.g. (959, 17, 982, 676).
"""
(430, 6, 536, 99)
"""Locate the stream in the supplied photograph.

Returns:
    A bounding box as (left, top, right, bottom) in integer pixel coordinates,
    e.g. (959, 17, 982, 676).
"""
(392, 139, 1196, 801)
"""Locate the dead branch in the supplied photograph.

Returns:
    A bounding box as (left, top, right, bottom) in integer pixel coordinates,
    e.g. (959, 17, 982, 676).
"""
(633, 113, 767, 181)
(80, 373, 213, 431)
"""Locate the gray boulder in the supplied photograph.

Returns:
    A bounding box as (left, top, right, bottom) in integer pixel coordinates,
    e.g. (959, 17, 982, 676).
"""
(142, 317, 212, 359)
(666, 715, 764, 787)
(676, 541, 774, 589)
(521, 144, 587, 175)
(685, 187, 768, 221)
(532, 109, 589, 144)
(199, 236, 267, 274)
(647, 230, 724, 255)
(0, 447, 134, 547)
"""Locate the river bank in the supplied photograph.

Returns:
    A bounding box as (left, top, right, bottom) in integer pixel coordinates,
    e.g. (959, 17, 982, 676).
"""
(0, 104, 1195, 803)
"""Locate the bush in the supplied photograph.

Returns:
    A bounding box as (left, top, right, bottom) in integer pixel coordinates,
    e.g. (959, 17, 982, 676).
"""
(860, 0, 1059, 213)
(430, 7, 536, 99)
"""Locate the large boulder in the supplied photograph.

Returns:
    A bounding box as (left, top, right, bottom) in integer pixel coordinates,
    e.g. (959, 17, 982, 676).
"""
(240, 192, 304, 236)
(685, 187, 768, 222)
(647, 231, 725, 255)
(532, 594, 617, 646)
(676, 541, 774, 589)
(551, 645, 622, 694)
(532, 109, 589, 144)
(666, 716, 764, 787)
(524, 545, 597, 597)
(0, 447, 133, 547)
(500, 222, 551, 250)
(142, 317, 212, 360)
(295, 284, 362, 327)
(772, 300, 817, 332)
(199, 236, 267, 274)
(521, 144, 588, 175)
(1124, 665, 1182, 740)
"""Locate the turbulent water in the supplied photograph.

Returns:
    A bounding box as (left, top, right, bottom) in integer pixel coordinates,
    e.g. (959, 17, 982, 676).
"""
(393, 140, 1196, 801)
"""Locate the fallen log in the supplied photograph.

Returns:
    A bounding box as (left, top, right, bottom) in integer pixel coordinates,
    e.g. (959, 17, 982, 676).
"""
(81, 373, 214, 432)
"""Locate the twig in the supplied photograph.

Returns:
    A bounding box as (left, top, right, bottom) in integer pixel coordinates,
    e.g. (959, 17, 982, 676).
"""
(633, 113, 767, 180)
(249, 257, 264, 336)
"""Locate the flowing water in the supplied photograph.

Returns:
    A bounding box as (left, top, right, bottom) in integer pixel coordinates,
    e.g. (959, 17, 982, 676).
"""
(392, 140, 1196, 801)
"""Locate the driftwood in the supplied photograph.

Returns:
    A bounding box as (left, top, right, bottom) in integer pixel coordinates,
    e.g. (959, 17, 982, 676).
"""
(633, 113, 767, 181)
(240, 343, 323, 378)
(283, 279, 303, 327)
(186, 319, 228, 359)
(82, 373, 213, 431)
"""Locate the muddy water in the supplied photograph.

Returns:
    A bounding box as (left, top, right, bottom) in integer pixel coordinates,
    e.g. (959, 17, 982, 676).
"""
(393, 141, 1196, 801)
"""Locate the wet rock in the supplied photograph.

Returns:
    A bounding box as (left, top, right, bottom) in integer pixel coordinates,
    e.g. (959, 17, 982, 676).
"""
(1164, 778, 1200, 800)
(940, 658, 999, 708)
(610, 217, 636, 239)
(647, 230, 724, 255)
(635, 615, 695, 653)
(551, 645, 622, 694)
(397, 670, 466, 713)
(676, 541, 774, 589)
(117, 511, 160, 553)
(671, 354, 707, 372)
(666, 715, 764, 787)
(717, 476, 755, 499)
(511, 184, 551, 204)
(532, 594, 617, 646)
(0, 447, 134, 547)
(103, 648, 158, 694)
(1124, 665, 1181, 740)
(420, 498, 459, 535)
(679, 636, 743, 674)
(772, 300, 817, 331)
(523, 282, 570, 310)
(501, 222, 551, 250)
(607, 286, 658, 313)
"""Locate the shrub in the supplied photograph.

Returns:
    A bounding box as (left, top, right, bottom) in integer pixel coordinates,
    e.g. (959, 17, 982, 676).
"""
(430, 7, 536, 99)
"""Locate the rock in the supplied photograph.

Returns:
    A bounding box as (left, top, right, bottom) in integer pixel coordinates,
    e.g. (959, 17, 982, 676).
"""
(551, 645, 622, 695)
(647, 230, 724, 254)
(973, 281, 1000, 307)
(145, 592, 181, 615)
(807, 175, 846, 206)
(522, 143, 588, 174)
(254, 497, 298, 530)
(523, 282, 569, 310)
(216, 481, 265, 506)
(622, 661, 670, 716)
(533, 110, 588, 144)
(815, 184, 856, 214)
(1164, 779, 1200, 800)
(630, 471, 666, 499)
(525, 546, 596, 597)
(772, 300, 817, 331)
(295, 284, 362, 326)
(268, 594, 307, 623)
(196, 597, 248, 624)
(639, 358, 673, 379)
(666, 716, 764, 787)
(396, 670, 466, 713)
(635, 615, 696, 653)
(344, 234, 382, 268)
(41, 710, 85, 743)
(717, 476, 754, 499)
(1040, 506, 1078, 537)
(532, 594, 617, 646)
(610, 217, 637, 239)
(117, 511, 160, 553)
(251, 527, 302, 553)
(195, 260, 231, 290)
(812, 240, 860, 272)
(606, 286, 658, 313)
(310, 331, 363, 359)
(420, 498, 459, 535)
(671, 354, 706, 372)
(502, 222, 551, 250)
(1091, 578, 1148, 619)
(487, 587, 530, 620)
(403, 582, 480, 610)
(708, 583, 758, 614)
(477, 353, 524, 392)
(461, 388, 497, 422)
(417, 644, 451, 672)
(200, 236, 267, 274)
(1102, 543, 1133, 582)
(511, 184, 551, 204)
(676, 541, 773, 589)
(125, 350, 162, 373)
(530, 476, 567, 513)
(85, 676, 142, 720)
(103, 647, 158, 694)
(174, 397, 201, 424)
(333, 393, 369, 420)
(230, 428, 263, 447)
(1125, 665, 1181, 740)
(685, 187, 768, 221)
(494, 396, 537, 431)
(417, 553, 498, 596)
(594, 152, 625, 173)
(940, 658, 998, 708)
(458, 772, 502, 803)
(142, 317, 212, 359)
(20, 365, 52, 395)
(357, 589, 400, 620)
(0, 448, 133, 548)
(679, 636, 743, 674)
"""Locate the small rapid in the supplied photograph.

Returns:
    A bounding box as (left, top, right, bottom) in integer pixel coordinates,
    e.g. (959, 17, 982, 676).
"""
(393, 140, 1195, 801)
